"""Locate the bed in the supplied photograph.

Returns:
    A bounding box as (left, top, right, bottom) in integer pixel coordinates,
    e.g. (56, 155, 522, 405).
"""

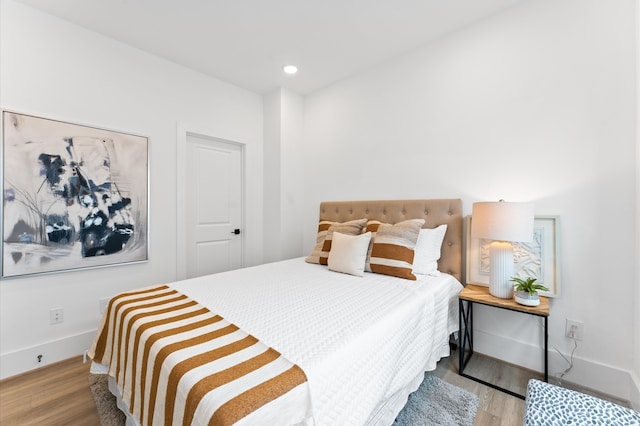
(88, 198, 464, 426)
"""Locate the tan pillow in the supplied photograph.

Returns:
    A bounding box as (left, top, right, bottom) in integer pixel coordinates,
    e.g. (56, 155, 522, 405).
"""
(368, 219, 425, 280)
(305, 218, 367, 265)
(364, 220, 383, 272)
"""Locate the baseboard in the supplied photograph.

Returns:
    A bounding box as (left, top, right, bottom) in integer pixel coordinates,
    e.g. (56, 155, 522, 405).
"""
(630, 371, 640, 411)
(473, 329, 636, 404)
(0, 329, 96, 380)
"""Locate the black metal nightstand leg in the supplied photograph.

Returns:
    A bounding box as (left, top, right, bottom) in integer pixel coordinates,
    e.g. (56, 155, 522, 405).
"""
(458, 299, 473, 374)
(458, 299, 463, 373)
(544, 315, 549, 382)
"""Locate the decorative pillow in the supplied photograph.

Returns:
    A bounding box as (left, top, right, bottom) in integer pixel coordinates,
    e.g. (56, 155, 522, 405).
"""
(305, 218, 367, 265)
(363, 220, 383, 272)
(413, 224, 448, 276)
(327, 232, 372, 277)
(368, 219, 425, 280)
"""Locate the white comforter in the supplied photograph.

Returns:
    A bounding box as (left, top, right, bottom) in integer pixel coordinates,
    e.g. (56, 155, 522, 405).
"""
(166, 258, 462, 426)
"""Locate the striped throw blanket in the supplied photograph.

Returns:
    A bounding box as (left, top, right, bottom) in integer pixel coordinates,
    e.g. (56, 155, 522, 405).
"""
(88, 285, 309, 426)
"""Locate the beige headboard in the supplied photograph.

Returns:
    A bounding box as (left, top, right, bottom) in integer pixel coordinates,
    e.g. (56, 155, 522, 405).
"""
(318, 199, 463, 282)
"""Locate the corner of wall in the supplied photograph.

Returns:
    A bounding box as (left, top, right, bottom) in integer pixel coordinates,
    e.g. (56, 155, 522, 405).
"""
(631, 371, 640, 411)
(635, 0, 640, 410)
(262, 87, 306, 261)
(475, 326, 635, 402)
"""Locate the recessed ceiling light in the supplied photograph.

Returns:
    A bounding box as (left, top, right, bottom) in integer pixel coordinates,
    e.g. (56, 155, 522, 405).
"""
(283, 65, 298, 75)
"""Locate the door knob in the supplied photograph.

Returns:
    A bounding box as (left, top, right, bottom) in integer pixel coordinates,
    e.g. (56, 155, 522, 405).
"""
(231, 229, 241, 235)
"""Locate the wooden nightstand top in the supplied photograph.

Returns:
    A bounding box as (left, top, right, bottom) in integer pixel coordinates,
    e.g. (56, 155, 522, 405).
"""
(459, 284, 550, 316)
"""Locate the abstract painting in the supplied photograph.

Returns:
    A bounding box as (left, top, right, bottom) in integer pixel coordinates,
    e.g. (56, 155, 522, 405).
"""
(2, 111, 148, 278)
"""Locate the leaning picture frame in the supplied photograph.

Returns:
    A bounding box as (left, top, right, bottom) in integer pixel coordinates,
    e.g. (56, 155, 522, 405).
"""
(465, 215, 561, 297)
(1, 110, 149, 278)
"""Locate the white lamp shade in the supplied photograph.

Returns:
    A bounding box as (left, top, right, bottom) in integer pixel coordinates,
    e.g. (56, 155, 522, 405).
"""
(471, 201, 534, 243)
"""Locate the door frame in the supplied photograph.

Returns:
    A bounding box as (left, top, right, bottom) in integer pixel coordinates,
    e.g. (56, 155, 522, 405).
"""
(176, 123, 246, 280)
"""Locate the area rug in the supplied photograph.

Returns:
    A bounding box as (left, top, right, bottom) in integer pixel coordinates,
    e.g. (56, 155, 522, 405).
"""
(88, 374, 126, 426)
(89, 373, 478, 426)
(393, 374, 479, 426)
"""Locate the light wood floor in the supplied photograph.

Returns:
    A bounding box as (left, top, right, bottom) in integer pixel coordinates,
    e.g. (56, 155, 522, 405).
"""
(0, 356, 100, 425)
(0, 350, 533, 425)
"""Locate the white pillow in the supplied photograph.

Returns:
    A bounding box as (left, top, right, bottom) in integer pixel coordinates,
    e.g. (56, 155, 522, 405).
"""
(328, 231, 372, 277)
(413, 224, 448, 276)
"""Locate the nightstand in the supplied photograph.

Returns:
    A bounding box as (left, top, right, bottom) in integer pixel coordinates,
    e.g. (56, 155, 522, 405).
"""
(458, 284, 549, 399)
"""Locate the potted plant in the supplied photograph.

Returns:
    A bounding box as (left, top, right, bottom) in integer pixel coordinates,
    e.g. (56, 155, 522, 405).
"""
(510, 277, 549, 306)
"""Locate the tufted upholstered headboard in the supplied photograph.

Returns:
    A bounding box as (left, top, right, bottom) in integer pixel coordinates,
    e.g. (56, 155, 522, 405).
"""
(318, 199, 463, 282)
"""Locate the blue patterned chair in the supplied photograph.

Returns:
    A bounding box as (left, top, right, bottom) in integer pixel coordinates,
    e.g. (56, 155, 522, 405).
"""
(524, 379, 640, 425)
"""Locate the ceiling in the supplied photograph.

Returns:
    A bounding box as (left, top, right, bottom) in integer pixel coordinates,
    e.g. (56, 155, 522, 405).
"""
(18, 0, 525, 95)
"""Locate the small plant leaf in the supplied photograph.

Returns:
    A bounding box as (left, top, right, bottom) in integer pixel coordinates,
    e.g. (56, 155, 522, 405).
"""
(510, 276, 549, 295)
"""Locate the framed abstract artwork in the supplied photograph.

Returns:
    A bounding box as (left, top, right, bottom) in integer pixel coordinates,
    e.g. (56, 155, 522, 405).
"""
(1, 111, 149, 278)
(465, 215, 560, 297)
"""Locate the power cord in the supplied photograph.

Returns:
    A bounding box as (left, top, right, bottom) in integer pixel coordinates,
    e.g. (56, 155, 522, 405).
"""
(537, 317, 579, 385)
(554, 338, 578, 385)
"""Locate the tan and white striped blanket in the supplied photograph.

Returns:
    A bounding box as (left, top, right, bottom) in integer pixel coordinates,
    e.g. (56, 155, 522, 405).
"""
(88, 285, 309, 426)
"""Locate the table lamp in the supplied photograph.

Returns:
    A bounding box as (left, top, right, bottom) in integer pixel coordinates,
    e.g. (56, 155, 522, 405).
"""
(471, 200, 534, 299)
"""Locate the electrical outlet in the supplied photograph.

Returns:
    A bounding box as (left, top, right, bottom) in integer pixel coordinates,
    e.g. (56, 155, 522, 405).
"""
(565, 319, 584, 340)
(50, 308, 64, 324)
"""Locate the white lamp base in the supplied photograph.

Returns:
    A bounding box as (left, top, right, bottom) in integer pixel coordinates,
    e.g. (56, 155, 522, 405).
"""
(488, 241, 515, 299)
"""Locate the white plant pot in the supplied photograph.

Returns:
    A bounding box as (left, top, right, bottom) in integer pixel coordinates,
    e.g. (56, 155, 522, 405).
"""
(514, 290, 540, 306)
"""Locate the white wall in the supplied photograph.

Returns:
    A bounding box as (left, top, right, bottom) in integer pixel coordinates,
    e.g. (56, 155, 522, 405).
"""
(280, 89, 305, 258)
(634, 0, 640, 410)
(263, 88, 305, 262)
(263, 90, 283, 261)
(0, 0, 264, 378)
(303, 0, 638, 402)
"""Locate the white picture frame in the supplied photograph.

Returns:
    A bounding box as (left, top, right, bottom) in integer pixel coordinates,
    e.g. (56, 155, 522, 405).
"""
(465, 215, 561, 297)
(2, 110, 149, 278)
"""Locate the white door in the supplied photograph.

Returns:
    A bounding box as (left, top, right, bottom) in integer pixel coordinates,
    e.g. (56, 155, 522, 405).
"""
(186, 135, 243, 278)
